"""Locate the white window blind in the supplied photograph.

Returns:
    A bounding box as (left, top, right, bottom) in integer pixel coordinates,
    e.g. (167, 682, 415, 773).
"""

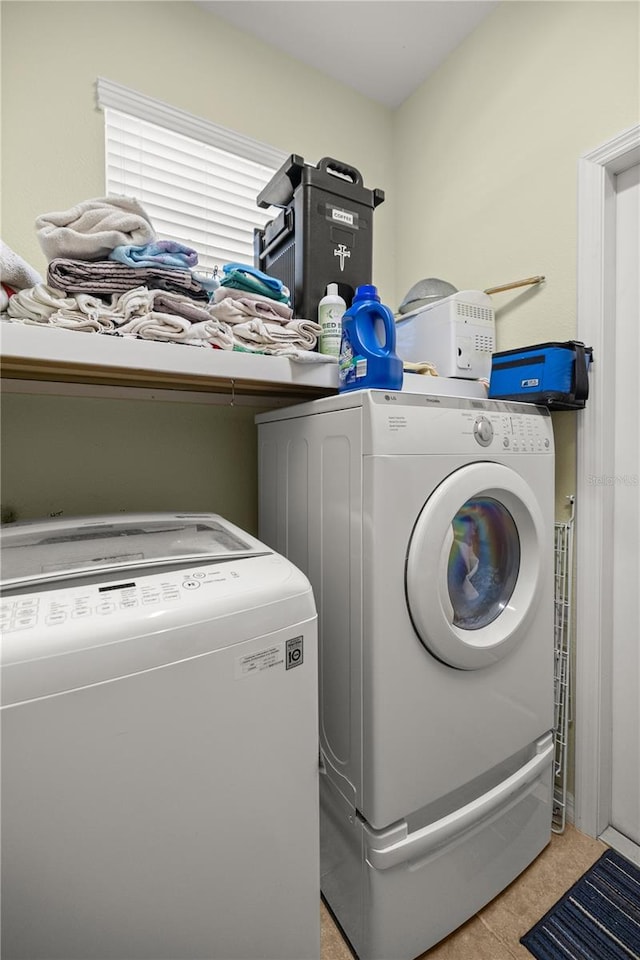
(97, 78, 287, 273)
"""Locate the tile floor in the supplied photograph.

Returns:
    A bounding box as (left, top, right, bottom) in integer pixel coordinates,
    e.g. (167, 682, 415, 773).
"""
(320, 823, 607, 960)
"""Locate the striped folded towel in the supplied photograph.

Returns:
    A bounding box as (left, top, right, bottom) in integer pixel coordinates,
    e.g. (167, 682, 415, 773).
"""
(48, 258, 208, 300)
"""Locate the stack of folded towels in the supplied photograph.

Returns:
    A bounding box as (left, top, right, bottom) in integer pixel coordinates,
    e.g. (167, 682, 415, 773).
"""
(208, 264, 322, 357)
(1, 195, 327, 362)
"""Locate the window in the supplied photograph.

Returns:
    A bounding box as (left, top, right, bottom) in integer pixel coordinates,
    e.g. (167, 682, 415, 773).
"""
(96, 78, 287, 272)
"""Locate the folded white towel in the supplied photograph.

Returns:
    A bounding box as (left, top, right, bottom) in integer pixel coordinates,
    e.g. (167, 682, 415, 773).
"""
(181, 319, 234, 349)
(48, 293, 119, 332)
(231, 317, 320, 350)
(7, 283, 74, 322)
(111, 286, 156, 323)
(116, 312, 192, 341)
(208, 293, 293, 324)
(231, 318, 296, 345)
(115, 311, 234, 349)
(36, 196, 156, 262)
(284, 349, 336, 364)
(48, 311, 115, 333)
(233, 343, 337, 363)
(6, 285, 122, 333)
(284, 318, 321, 346)
(1, 240, 43, 290)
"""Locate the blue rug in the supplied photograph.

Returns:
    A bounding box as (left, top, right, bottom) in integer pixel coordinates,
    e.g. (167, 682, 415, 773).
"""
(521, 848, 640, 960)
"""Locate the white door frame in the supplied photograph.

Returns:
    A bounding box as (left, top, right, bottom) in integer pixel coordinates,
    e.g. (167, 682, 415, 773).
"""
(574, 123, 640, 838)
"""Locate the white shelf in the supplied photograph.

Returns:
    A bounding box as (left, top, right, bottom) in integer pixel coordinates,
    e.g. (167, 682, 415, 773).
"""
(0, 323, 338, 401)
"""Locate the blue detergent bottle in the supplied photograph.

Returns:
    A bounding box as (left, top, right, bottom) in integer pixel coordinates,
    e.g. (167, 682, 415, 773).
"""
(338, 284, 404, 392)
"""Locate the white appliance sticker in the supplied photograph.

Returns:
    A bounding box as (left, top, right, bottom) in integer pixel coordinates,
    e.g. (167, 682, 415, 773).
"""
(285, 636, 304, 669)
(388, 415, 408, 431)
(235, 643, 284, 679)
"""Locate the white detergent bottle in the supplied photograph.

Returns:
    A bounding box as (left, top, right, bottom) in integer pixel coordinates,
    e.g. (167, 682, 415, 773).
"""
(318, 283, 346, 357)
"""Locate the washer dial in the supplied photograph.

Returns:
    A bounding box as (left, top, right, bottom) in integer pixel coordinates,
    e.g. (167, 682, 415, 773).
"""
(473, 416, 494, 446)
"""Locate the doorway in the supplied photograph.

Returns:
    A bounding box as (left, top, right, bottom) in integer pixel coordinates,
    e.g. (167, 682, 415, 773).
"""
(575, 124, 640, 864)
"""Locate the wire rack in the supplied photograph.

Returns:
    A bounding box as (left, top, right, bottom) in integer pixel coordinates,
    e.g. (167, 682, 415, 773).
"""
(552, 496, 575, 833)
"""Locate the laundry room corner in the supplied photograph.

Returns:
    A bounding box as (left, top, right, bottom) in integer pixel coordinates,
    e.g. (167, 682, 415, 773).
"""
(392, 0, 639, 526)
(550, 412, 577, 520)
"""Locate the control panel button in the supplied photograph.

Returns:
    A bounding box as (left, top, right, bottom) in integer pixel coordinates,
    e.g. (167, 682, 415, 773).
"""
(182, 580, 201, 590)
(473, 416, 494, 446)
(45, 613, 67, 626)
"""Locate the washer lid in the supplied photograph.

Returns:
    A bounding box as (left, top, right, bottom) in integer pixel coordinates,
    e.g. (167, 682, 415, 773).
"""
(0, 513, 271, 589)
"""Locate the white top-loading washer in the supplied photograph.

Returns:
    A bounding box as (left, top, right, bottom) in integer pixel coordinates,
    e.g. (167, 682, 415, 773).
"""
(1, 512, 320, 960)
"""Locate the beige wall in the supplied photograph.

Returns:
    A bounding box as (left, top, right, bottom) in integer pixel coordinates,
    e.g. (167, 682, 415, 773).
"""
(0, 1, 395, 299)
(0, 393, 271, 532)
(0, 0, 394, 532)
(393, 0, 639, 516)
(1, 0, 639, 531)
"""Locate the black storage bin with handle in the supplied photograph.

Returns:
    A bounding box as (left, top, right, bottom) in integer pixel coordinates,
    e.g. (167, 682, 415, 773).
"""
(253, 155, 384, 322)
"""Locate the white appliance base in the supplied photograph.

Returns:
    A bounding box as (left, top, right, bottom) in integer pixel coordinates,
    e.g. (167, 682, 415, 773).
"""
(320, 740, 553, 960)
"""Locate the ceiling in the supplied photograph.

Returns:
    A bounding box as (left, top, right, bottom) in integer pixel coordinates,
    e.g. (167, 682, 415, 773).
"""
(197, 1, 499, 108)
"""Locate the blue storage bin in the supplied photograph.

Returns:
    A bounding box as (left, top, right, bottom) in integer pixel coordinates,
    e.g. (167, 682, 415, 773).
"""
(488, 341, 593, 410)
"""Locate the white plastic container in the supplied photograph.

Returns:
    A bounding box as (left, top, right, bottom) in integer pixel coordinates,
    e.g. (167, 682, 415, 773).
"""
(318, 283, 346, 357)
(395, 290, 495, 380)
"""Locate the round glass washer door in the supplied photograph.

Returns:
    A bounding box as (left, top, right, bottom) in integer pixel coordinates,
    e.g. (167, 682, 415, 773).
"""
(406, 462, 546, 670)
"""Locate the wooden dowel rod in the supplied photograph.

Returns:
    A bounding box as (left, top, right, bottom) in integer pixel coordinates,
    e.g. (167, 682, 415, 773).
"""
(484, 275, 546, 295)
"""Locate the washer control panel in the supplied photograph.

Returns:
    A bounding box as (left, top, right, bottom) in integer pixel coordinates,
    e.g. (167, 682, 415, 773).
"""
(464, 410, 552, 452)
(0, 566, 241, 634)
(369, 395, 554, 455)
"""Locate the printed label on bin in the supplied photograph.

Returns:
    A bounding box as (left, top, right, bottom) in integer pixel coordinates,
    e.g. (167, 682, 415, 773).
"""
(327, 205, 359, 229)
(235, 643, 284, 679)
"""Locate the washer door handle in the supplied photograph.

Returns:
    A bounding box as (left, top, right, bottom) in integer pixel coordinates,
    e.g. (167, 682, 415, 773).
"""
(367, 734, 554, 871)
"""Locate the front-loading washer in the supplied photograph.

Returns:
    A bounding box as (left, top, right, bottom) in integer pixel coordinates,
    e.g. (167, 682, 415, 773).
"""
(256, 390, 555, 960)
